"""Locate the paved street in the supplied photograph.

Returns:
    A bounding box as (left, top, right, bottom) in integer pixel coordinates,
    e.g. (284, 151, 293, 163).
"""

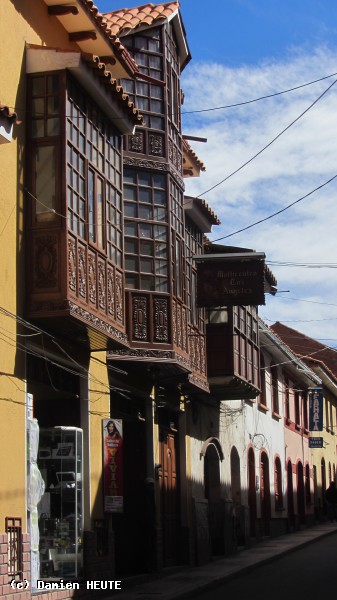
(193, 531, 337, 600)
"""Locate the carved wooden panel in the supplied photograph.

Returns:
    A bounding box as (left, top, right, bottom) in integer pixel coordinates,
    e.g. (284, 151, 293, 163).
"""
(107, 265, 115, 318)
(129, 131, 145, 153)
(115, 271, 123, 324)
(182, 307, 187, 352)
(149, 133, 164, 157)
(172, 300, 177, 344)
(68, 237, 77, 293)
(88, 251, 97, 306)
(132, 296, 148, 341)
(98, 259, 106, 312)
(176, 303, 182, 349)
(34, 234, 58, 290)
(153, 297, 169, 342)
(77, 243, 87, 300)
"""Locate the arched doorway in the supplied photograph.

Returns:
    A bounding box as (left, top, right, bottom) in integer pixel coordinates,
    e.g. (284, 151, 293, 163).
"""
(321, 457, 326, 515)
(297, 461, 305, 524)
(247, 448, 257, 537)
(204, 442, 224, 555)
(231, 446, 244, 545)
(287, 460, 295, 529)
(260, 452, 271, 536)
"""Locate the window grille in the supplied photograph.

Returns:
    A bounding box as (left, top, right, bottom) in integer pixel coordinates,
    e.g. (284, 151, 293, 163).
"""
(5, 517, 23, 580)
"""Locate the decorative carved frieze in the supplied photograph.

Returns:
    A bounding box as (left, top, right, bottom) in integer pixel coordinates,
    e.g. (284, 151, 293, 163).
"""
(98, 261, 106, 311)
(149, 134, 164, 156)
(78, 245, 87, 299)
(133, 296, 148, 341)
(108, 348, 173, 360)
(67, 301, 128, 345)
(107, 266, 115, 318)
(154, 298, 169, 342)
(174, 351, 191, 372)
(188, 372, 210, 393)
(88, 253, 96, 305)
(124, 156, 168, 171)
(34, 235, 58, 289)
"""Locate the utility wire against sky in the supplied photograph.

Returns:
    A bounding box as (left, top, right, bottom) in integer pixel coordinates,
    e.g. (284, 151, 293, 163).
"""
(182, 70, 337, 115)
(210, 172, 337, 242)
(196, 77, 337, 199)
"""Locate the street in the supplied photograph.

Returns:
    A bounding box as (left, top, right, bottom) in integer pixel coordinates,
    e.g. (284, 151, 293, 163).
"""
(194, 532, 337, 599)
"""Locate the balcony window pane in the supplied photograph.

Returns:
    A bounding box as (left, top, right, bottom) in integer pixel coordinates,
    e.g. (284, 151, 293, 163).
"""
(47, 118, 59, 136)
(140, 275, 153, 290)
(32, 77, 45, 96)
(140, 223, 152, 238)
(140, 258, 154, 273)
(125, 257, 137, 271)
(125, 203, 137, 218)
(125, 239, 137, 253)
(139, 206, 152, 219)
(125, 222, 137, 236)
(140, 240, 153, 255)
(35, 145, 56, 213)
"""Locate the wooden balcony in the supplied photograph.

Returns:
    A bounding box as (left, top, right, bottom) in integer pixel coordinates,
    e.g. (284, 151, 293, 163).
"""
(107, 290, 209, 393)
(26, 228, 128, 351)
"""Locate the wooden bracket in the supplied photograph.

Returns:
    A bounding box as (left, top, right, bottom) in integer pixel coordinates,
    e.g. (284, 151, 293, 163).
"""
(48, 5, 79, 16)
(69, 31, 97, 42)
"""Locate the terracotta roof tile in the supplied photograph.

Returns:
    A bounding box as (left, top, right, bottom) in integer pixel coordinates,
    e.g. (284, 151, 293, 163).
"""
(103, 3, 180, 37)
(182, 138, 206, 174)
(75, 0, 139, 75)
(271, 322, 337, 381)
(80, 53, 143, 125)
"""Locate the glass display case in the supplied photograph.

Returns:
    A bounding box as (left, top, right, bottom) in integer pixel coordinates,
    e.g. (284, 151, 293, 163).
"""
(37, 427, 83, 579)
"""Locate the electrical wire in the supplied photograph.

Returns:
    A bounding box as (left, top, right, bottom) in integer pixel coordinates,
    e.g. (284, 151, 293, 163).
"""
(210, 172, 337, 241)
(196, 77, 337, 199)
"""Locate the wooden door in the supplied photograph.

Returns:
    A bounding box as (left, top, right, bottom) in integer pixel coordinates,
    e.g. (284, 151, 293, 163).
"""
(260, 452, 271, 536)
(159, 428, 179, 566)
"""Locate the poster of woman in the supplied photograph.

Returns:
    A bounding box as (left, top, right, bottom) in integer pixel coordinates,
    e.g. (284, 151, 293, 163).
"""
(102, 419, 123, 513)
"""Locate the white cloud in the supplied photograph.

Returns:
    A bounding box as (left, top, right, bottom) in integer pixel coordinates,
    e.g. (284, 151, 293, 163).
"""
(182, 46, 337, 343)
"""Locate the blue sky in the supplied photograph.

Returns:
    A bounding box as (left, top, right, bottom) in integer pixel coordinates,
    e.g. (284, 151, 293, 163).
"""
(98, 1, 337, 344)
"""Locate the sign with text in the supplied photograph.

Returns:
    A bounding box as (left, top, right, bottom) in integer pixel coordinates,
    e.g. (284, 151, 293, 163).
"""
(309, 437, 323, 448)
(196, 258, 265, 307)
(309, 389, 323, 432)
(102, 419, 123, 513)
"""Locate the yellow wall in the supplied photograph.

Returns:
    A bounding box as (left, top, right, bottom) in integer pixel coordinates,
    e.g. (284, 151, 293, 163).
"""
(0, 0, 80, 532)
(88, 353, 111, 521)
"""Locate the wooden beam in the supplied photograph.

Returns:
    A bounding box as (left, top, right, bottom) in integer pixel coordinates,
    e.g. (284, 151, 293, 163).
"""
(48, 5, 79, 16)
(69, 31, 97, 42)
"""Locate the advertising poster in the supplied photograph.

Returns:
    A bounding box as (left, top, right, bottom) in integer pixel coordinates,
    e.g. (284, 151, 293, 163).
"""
(102, 419, 123, 513)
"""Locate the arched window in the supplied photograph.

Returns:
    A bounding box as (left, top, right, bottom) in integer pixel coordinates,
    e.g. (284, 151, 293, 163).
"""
(231, 446, 241, 505)
(271, 363, 279, 414)
(259, 353, 267, 408)
(305, 464, 311, 504)
(274, 457, 283, 510)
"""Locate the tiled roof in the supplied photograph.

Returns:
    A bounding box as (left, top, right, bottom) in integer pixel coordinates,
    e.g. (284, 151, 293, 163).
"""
(182, 138, 206, 175)
(271, 322, 337, 381)
(0, 103, 18, 123)
(103, 3, 180, 37)
(56, 0, 139, 75)
(81, 53, 143, 124)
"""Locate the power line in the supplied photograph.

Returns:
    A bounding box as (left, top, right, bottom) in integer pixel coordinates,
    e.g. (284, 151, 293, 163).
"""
(182, 71, 337, 115)
(211, 172, 337, 242)
(196, 77, 337, 199)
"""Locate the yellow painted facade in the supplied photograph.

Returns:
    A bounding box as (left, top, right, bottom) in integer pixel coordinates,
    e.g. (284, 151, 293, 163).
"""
(0, 0, 109, 533)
